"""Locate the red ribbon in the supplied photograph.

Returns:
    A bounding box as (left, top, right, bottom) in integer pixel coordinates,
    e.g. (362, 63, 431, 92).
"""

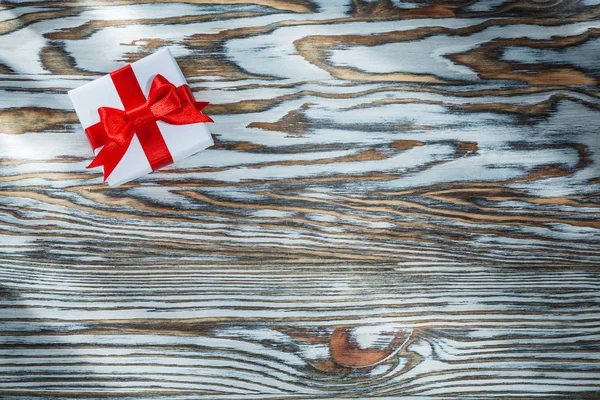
(86, 65, 213, 181)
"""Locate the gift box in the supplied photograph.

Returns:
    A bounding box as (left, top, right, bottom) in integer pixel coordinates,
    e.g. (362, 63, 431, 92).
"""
(69, 48, 214, 186)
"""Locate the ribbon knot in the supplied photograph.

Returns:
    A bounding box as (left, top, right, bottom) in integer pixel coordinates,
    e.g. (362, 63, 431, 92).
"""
(128, 103, 155, 130)
(85, 66, 213, 181)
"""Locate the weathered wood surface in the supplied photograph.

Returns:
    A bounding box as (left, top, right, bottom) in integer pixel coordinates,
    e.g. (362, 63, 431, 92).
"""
(1, 0, 600, 397)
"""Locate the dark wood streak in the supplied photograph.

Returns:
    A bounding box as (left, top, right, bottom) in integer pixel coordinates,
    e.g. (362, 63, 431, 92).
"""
(1, 0, 600, 398)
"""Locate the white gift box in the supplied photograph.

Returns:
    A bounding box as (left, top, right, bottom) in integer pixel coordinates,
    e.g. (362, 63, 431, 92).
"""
(69, 48, 213, 186)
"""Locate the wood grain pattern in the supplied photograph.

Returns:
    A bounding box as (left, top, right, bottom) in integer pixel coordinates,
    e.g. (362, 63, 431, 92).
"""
(1, 0, 600, 397)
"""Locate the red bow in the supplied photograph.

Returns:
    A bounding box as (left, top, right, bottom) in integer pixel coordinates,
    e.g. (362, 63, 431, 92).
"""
(85, 65, 213, 181)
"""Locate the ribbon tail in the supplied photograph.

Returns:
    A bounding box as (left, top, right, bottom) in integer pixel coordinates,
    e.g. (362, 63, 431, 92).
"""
(87, 142, 129, 182)
(194, 101, 213, 122)
(159, 102, 214, 125)
(195, 101, 209, 111)
(194, 111, 213, 123)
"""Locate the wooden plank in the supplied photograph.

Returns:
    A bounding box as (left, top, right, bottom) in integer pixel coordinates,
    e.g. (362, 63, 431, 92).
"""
(0, 0, 599, 397)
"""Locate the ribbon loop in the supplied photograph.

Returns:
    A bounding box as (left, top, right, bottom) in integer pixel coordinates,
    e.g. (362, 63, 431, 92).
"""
(85, 67, 213, 181)
(147, 74, 182, 119)
(98, 107, 132, 147)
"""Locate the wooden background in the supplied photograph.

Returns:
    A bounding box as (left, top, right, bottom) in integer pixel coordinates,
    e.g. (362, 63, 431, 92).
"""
(1, 0, 600, 397)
